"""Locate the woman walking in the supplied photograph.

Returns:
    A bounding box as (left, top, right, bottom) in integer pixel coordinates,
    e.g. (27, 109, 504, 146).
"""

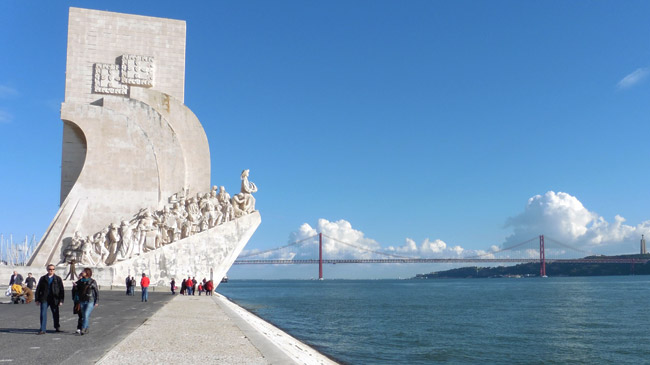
(72, 268, 99, 335)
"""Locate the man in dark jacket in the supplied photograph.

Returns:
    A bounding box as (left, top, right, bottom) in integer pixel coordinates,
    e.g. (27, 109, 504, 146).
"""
(35, 264, 65, 334)
(25, 273, 36, 290)
(125, 275, 131, 296)
(9, 271, 23, 285)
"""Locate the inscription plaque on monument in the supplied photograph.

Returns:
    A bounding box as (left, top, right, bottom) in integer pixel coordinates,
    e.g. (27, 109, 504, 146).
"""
(120, 54, 154, 87)
(93, 63, 128, 95)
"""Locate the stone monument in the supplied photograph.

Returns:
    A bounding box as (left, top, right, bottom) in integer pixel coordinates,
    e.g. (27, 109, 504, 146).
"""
(27, 7, 261, 286)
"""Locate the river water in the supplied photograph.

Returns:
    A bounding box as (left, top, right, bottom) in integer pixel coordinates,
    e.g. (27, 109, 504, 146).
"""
(216, 277, 650, 364)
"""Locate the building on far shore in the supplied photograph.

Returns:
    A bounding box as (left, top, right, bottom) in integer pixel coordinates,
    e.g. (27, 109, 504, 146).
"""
(641, 235, 646, 255)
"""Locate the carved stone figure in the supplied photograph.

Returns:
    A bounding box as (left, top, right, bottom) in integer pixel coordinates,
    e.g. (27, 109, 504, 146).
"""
(93, 228, 110, 265)
(168, 188, 189, 206)
(186, 197, 202, 235)
(118, 220, 134, 260)
(239, 169, 258, 213)
(61, 231, 84, 266)
(202, 191, 222, 228)
(80, 235, 97, 266)
(231, 193, 246, 218)
(105, 223, 121, 265)
(217, 186, 234, 222)
(159, 206, 176, 245)
(181, 219, 192, 239)
(137, 210, 157, 253)
(172, 202, 188, 241)
(199, 216, 209, 232)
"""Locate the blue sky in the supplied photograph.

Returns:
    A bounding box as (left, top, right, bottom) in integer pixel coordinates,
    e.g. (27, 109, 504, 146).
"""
(1, 1, 650, 278)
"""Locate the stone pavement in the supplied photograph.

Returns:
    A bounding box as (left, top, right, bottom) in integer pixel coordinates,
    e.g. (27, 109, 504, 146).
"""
(1, 285, 337, 364)
(98, 293, 338, 365)
(0, 288, 174, 364)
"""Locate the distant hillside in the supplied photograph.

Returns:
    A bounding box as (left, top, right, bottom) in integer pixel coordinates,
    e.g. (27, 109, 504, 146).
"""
(413, 254, 650, 279)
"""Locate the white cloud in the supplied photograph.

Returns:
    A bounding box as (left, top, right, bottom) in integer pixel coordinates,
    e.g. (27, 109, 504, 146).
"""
(505, 191, 649, 254)
(241, 218, 383, 260)
(391, 238, 418, 253)
(240, 191, 647, 268)
(241, 218, 483, 261)
(617, 67, 650, 89)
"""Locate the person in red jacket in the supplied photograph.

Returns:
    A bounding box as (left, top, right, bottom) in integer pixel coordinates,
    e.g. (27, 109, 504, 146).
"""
(205, 280, 213, 296)
(140, 273, 150, 302)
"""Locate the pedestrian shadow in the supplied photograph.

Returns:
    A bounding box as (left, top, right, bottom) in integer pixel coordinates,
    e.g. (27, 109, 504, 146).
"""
(0, 328, 40, 334)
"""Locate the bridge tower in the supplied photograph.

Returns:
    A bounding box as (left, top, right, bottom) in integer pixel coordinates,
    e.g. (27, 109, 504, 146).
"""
(319, 233, 323, 280)
(539, 235, 546, 277)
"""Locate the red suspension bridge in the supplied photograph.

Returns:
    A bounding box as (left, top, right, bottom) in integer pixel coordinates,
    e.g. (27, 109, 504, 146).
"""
(234, 233, 649, 279)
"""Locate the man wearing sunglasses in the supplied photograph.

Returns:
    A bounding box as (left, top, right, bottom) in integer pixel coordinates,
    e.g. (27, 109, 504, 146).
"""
(34, 264, 65, 335)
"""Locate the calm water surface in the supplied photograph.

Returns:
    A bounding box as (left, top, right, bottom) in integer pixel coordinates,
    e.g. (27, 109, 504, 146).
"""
(216, 277, 650, 364)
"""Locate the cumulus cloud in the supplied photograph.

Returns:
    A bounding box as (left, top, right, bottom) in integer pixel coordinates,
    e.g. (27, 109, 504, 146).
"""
(241, 218, 482, 261)
(505, 191, 649, 254)
(240, 191, 646, 264)
(386, 237, 469, 258)
(617, 67, 650, 89)
(240, 219, 384, 260)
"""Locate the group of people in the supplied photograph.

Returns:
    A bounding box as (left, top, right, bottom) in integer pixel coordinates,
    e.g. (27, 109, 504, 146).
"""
(124, 275, 137, 295)
(61, 170, 258, 268)
(11, 265, 226, 335)
(169, 276, 214, 296)
(125, 274, 151, 302)
(7, 270, 37, 304)
(27, 264, 98, 335)
(30, 266, 153, 335)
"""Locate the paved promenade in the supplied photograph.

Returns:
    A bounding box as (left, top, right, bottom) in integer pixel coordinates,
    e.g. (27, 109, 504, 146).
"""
(0, 289, 173, 363)
(0, 286, 337, 364)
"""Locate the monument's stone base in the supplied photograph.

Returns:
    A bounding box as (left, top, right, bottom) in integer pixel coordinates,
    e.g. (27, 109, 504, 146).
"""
(91, 211, 260, 287)
(10, 212, 260, 289)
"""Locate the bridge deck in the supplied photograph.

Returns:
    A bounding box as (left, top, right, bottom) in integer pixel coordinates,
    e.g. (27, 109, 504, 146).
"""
(234, 258, 650, 265)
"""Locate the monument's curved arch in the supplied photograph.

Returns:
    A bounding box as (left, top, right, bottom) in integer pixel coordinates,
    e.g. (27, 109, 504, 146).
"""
(60, 120, 87, 204)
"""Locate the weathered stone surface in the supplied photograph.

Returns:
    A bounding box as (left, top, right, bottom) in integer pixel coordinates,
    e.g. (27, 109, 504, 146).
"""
(93, 211, 261, 287)
(27, 7, 257, 286)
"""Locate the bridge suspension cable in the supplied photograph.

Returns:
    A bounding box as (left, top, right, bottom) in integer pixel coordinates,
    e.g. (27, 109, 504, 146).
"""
(237, 234, 318, 258)
(236, 232, 597, 262)
(464, 236, 538, 259)
(233, 232, 649, 280)
(544, 236, 590, 254)
(322, 234, 416, 259)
